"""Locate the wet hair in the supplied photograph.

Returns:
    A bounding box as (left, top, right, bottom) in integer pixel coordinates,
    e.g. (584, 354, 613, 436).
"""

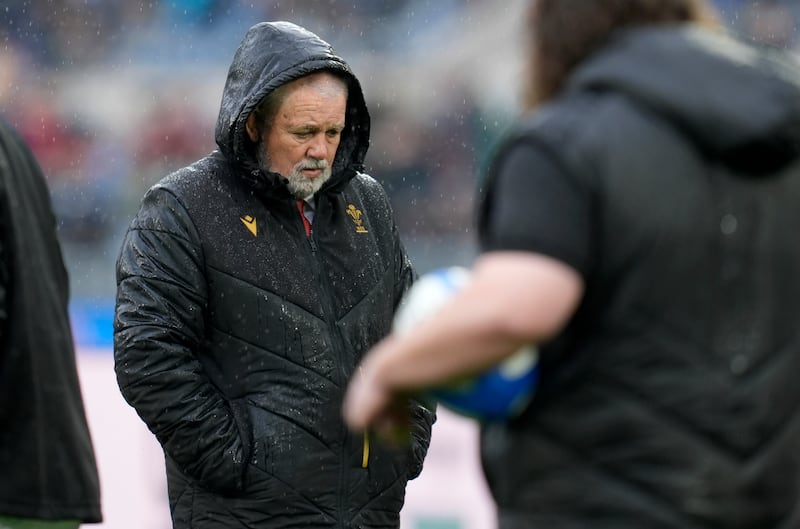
(524, 0, 719, 109)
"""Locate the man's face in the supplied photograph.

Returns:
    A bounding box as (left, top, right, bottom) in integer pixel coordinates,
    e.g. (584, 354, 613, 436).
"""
(257, 73, 347, 199)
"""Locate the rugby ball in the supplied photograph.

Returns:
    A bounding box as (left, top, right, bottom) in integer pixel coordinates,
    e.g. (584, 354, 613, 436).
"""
(393, 266, 538, 422)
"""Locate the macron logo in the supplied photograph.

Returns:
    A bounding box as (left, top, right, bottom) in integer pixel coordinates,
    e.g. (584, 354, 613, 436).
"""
(240, 215, 257, 237)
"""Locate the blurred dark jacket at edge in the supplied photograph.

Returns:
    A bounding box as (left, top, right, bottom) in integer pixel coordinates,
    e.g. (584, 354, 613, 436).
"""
(0, 115, 102, 523)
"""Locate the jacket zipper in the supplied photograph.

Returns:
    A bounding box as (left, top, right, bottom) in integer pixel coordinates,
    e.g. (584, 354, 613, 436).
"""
(297, 201, 369, 465)
(295, 199, 368, 528)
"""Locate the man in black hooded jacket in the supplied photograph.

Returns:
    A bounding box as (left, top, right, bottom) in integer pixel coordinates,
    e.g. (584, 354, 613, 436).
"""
(0, 116, 102, 527)
(114, 21, 434, 529)
(345, 1, 800, 528)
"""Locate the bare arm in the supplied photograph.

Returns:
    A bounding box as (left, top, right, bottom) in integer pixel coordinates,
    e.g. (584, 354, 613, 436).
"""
(344, 250, 584, 431)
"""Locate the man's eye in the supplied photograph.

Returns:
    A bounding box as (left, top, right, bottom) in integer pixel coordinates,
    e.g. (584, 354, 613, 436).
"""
(294, 131, 312, 139)
(327, 130, 341, 138)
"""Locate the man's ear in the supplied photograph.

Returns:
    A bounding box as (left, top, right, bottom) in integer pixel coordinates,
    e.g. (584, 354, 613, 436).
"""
(245, 113, 260, 142)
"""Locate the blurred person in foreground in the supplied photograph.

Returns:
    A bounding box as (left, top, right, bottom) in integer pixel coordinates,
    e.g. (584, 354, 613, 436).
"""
(344, 0, 800, 527)
(113, 21, 434, 529)
(0, 116, 102, 527)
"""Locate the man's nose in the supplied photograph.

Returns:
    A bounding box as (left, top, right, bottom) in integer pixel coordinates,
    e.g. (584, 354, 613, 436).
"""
(307, 134, 328, 159)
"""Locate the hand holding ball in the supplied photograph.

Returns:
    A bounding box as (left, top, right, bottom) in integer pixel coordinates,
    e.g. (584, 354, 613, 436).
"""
(393, 267, 539, 422)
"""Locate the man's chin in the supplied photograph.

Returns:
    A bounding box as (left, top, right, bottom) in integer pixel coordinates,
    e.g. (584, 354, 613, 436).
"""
(287, 183, 322, 200)
(294, 190, 315, 200)
(290, 177, 330, 199)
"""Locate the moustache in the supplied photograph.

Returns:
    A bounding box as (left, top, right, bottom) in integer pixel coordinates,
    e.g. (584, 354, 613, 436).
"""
(297, 159, 329, 171)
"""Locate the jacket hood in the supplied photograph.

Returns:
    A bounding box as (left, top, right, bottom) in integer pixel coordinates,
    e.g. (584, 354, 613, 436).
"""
(214, 21, 370, 195)
(568, 26, 800, 174)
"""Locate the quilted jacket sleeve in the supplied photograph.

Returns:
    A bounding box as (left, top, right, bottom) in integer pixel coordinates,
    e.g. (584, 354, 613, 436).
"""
(114, 187, 249, 492)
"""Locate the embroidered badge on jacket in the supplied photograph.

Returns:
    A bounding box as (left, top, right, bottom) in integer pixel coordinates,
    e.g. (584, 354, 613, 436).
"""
(346, 204, 368, 233)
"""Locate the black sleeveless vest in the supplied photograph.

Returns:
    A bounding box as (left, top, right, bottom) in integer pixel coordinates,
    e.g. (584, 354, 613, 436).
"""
(480, 91, 800, 529)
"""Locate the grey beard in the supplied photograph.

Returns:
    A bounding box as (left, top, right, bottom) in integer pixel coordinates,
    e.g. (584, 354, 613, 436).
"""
(256, 143, 331, 200)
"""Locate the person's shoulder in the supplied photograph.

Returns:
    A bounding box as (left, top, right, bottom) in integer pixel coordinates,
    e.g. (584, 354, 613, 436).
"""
(345, 171, 393, 209)
(347, 171, 389, 197)
(510, 89, 633, 165)
(349, 171, 380, 186)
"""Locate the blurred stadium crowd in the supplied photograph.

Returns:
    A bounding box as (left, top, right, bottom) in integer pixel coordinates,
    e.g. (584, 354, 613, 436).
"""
(0, 0, 796, 319)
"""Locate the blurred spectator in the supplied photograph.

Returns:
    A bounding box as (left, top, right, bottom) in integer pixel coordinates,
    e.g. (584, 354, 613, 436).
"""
(10, 91, 90, 178)
(1, 0, 121, 67)
(159, 0, 224, 28)
(9, 90, 116, 246)
(135, 99, 213, 172)
(0, 45, 24, 108)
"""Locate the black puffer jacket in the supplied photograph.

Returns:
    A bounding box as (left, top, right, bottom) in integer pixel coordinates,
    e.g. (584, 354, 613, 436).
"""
(480, 27, 800, 529)
(0, 116, 102, 522)
(114, 21, 433, 529)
